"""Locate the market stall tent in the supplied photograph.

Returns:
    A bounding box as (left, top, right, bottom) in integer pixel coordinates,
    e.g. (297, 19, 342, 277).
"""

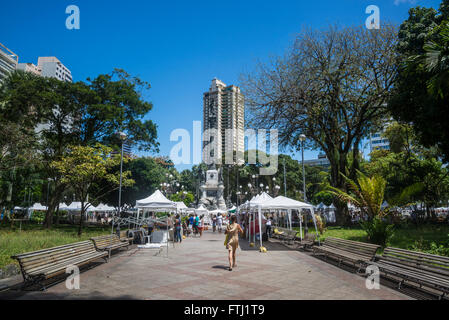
(31, 203, 47, 211)
(176, 202, 188, 215)
(136, 190, 177, 212)
(258, 196, 320, 247)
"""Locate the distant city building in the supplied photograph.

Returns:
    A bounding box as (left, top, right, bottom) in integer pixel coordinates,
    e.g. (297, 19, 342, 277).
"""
(37, 57, 72, 82)
(17, 57, 72, 83)
(0, 42, 18, 82)
(303, 153, 331, 168)
(370, 120, 391, 152)
(203, 78, 245, 165)
(16, 62, 40, 75)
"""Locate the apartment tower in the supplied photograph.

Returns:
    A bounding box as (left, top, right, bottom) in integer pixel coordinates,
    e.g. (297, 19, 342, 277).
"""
(203, 78, 245, 165)
(0, 42, 18, 82)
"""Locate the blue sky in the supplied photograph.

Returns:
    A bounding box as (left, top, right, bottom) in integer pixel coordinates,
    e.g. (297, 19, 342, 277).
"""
(1, 0, 442, 171)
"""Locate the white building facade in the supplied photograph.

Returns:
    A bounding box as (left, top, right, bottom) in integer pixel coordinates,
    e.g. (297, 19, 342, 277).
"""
(0, 42, 18, 82)
(37, 57, 72, 82)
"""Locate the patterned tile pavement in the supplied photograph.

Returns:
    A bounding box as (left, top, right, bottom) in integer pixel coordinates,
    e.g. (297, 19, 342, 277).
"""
(0, 230, 411, 300)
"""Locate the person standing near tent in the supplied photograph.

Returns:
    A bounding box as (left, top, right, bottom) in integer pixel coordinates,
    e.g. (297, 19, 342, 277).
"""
(224, 215, 244, 271)
(198, 215, 205, 237)
(174, 214, 182, 243)
(266, 217, 273, 238)
(217, 213, 223, 233)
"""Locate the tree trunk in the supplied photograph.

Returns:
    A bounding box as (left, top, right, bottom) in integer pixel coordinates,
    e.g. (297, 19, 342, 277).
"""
(78, 202, 85, 237)
(55, 204, 60, 225)
(327, 149, 350, 226)
(44, 183, 64, 229)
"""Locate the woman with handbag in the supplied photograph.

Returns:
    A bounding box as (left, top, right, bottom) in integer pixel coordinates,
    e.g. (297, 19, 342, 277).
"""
(224, 215, 244, 271)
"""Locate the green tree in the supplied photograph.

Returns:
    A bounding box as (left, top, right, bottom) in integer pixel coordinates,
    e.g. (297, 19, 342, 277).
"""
(242, 25, 398, 225)
(329, 171, 394, 247)
(51, 144, 134, 236)
(389, 1, 449, 162)
(0, 69, 159, 228)
(99, 156, 171, 208)
(170, 191, 195, 207)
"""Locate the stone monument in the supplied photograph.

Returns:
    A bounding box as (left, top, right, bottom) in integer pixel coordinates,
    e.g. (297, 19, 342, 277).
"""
(199, 165, 227, 211)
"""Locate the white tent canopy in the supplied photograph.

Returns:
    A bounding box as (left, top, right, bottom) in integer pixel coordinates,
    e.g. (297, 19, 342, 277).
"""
(63, 202, 97, 212)
(176, 202, 188, 211)
(257, 196, 320, 247)
(95, 203, 116, 212)
(31, 203, 47, 211)
(136, 190, 177, 211)
(209, 208, 226, 214)
(259, 196, 314, 210)
(250, 192, 273, 209)
(195, 205, 209, 214)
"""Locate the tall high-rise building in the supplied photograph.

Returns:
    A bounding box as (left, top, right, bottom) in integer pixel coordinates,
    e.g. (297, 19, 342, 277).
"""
(0, 42, 18, 82)
(203, 78, 245, 165)
(37, 57, 72, 82)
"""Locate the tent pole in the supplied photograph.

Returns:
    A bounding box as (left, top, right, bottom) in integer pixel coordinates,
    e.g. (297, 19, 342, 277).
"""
(253, 210, 256, 244)
(288, 209, 292, 231)
(248, 213, 251, 243)
(299, 212, 303, 241)
(258, 205, 263, 249)
(311, 208, 320, 245)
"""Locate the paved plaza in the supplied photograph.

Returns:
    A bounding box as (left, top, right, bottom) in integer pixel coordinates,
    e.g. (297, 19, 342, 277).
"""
(1, 230, 411, 300)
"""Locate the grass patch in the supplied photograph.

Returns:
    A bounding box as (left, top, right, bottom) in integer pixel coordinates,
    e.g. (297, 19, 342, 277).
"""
(0, 223, 111, 270)
(293, 223, 449, 256)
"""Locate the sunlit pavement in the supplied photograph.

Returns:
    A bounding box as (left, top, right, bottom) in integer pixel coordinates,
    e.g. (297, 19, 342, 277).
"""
(0, 230, 410, 300)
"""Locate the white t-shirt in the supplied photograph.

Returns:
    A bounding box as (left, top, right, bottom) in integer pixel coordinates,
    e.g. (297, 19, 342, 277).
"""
(266, 220, 272, 227)
(217, 216, 223, 225)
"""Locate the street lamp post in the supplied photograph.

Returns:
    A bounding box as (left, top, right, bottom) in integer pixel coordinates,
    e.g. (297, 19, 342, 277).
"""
(299, 134, 307, 203)
(113, 132, 127, 236)
(299, 134, 308, 235)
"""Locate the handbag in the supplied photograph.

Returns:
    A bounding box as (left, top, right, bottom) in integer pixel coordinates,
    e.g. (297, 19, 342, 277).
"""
(224, 234, 229, 246)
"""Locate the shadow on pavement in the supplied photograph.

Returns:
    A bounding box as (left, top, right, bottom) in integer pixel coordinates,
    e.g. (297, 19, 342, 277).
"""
(239, 237, 295, 251)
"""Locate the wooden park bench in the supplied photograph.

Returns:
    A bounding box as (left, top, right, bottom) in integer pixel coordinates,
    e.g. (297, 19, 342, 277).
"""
(119, 230, 134, 244)
(273, 227, 297, 245)
(90, 234, 129, 259)
(369, 247, 449, 299)
(12, 241, 108, 290)
(313, 237, 380, 272)
(296, 233, 316, 251)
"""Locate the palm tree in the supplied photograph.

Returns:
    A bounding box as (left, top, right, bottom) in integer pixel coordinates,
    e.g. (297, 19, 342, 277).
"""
(422, 22, 449, 98)
(328, 171, 424, 246)
(329, 171, 387, 220)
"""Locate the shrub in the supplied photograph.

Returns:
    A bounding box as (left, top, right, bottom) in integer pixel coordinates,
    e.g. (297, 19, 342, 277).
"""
(31, 211, 45, 224)
(360, 216, 395, 247)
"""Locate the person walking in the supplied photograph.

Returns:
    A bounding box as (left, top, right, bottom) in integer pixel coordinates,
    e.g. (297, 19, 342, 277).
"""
(217, 213, 223, 233)
(188, 214, 194, 237)
(193, 214, 200, 237)
(212, 214, 217, 233)
(174, 214, 182, 243)
(224, 215, 244, 271)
